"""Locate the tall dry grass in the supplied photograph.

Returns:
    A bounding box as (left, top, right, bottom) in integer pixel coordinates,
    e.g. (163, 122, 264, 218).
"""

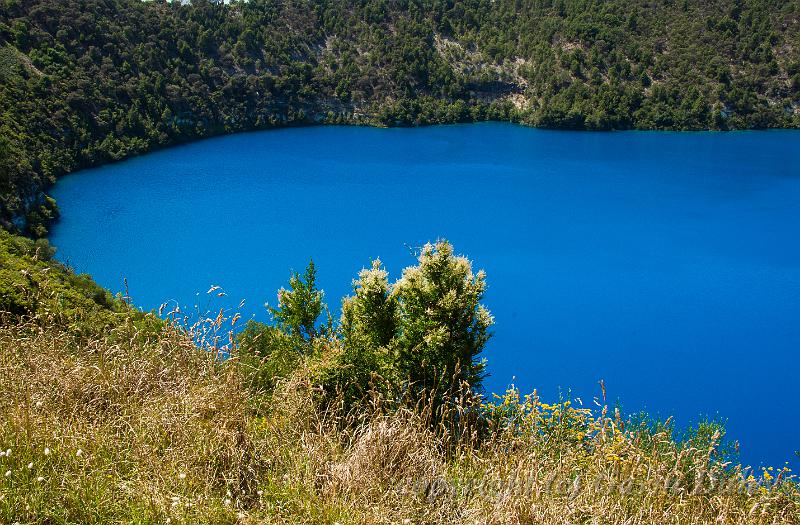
(0, 317, 797, 524)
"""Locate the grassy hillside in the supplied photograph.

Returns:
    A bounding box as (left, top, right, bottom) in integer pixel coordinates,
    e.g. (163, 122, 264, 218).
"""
(1, 0, 799, 231)
(0, 235, 798, 524)
(0, 229, 135, 326)
(1, 309, 798, 523)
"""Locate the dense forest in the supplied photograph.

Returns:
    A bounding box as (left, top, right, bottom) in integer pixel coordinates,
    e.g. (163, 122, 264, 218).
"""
(1, 0, 799, 234)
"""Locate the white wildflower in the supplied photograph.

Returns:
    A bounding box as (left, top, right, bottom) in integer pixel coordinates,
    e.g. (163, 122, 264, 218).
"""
(27, 463, 33, 469)
(36, 476, 44, 482)
(43, 447, 50, 456)
(4, 470, 10, 477)
(178, 472, 186, 479)
(75, 449, 83, 457)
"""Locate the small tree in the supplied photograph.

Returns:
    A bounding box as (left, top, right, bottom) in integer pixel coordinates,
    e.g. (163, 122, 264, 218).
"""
(268, 260, 324, 343)
(236, 320, 301, 393)
(392, 241, 493, 396)
(324, 259, 399, 404)
(341, 259, 397, 352)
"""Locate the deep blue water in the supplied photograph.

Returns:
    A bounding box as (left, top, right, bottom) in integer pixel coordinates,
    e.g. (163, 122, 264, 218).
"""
(49, 123, 800, 470)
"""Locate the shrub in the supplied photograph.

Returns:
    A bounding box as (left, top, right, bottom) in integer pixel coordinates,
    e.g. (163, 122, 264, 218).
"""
(312, 241, 494, 413)
(328, 259, 398, 405)
(267, 260, 325, 344)
(392, 241, 494, 399)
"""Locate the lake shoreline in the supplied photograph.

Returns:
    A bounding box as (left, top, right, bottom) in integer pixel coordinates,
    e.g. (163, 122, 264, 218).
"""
(49, 123, 800, 470)
(14, 117, 800, 238)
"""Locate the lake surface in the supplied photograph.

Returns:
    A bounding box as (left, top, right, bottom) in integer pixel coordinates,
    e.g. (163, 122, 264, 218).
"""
(49, 123, 800, 469)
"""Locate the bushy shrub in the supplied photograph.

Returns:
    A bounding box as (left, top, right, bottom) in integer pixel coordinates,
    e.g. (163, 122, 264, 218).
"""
(330, 259, 397, 406)
(391, 241, 493, 400)
(247, 241, 494, 412)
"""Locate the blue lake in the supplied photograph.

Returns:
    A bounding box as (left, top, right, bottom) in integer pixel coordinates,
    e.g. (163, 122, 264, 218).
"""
(49, 123, 800, 469)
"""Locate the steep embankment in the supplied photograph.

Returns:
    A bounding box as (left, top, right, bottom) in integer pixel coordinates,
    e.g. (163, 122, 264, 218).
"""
(0, 229, 139, 327)
(1, 0, 799, 233)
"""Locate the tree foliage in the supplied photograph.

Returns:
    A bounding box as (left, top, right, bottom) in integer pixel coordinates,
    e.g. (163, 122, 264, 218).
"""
(392, 241, 493, 395)
(0, 0, 797, 233)
(241, 241, 494, 408)
(341, 259, 397, 353)
(268, 260, 324, 343)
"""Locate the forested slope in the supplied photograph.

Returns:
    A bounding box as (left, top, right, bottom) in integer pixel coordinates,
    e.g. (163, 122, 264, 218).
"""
(1, 0, 798, 233)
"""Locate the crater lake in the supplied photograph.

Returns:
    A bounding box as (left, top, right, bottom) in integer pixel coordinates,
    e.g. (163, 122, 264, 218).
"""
(49, 123, 800, 469)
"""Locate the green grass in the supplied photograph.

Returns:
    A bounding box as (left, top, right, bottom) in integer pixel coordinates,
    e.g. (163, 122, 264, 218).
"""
(0, 230, 157, 332)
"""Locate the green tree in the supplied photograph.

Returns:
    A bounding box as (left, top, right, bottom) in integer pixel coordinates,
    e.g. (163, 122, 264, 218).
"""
(392, 241, 493, 396)
(315, 259, 398, 406)
(268, 260, 324, 344)
(341, 258, 397, 352)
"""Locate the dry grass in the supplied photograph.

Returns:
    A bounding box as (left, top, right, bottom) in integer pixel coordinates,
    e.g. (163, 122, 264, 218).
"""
(0, 318, 797, 524)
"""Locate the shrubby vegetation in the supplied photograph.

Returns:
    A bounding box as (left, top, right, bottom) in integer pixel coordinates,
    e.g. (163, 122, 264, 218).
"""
(1, 238, 798, 523)
(238, 241, 493, 413)
(0, 229, 154, 331)
(1, 0, 799, 232)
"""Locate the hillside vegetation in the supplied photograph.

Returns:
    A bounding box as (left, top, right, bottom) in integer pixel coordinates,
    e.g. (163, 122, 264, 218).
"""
(1, 1, 799, 521)
(1, 0, 799, 231)
(1, 236, 798, 523)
